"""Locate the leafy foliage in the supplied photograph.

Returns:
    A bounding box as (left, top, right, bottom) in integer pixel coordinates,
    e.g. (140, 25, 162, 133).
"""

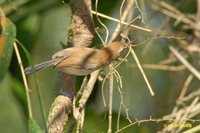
(0, 16, 16, 82)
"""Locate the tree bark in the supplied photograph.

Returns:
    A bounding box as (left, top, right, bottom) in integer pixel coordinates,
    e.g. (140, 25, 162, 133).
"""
(47, 0, 95, 132)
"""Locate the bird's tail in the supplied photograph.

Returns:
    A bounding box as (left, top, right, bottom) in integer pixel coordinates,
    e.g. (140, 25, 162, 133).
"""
(25, 59, 59, 75)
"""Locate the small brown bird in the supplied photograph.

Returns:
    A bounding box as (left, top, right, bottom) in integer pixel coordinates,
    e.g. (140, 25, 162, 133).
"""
(25, 42, 128, 76)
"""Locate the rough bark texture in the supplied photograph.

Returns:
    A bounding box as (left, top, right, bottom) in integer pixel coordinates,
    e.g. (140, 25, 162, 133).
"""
(68, 0, 95, 47)
(47, 95, 72, 132)
(47, 0, 95, 132)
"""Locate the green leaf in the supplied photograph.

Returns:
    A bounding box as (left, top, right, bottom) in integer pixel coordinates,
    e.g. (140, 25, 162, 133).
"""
(0, 74, 27, 133)
(0, 16, 16, 83)
(29, 119, 43, 133)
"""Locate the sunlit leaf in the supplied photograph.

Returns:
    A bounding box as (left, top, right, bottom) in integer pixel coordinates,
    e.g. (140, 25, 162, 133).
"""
(0, 16, 16, 83)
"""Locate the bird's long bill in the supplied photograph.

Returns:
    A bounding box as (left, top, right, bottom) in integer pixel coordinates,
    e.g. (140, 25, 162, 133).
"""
(25, 59, 58, 75)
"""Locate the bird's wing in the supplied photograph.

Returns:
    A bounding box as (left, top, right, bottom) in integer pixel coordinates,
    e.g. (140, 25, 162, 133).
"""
(55, 48, 105, 70)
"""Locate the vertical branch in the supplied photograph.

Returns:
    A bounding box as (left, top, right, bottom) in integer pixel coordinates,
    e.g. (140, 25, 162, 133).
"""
(69, 0, 95, 47)
(47, 0, 95, 132)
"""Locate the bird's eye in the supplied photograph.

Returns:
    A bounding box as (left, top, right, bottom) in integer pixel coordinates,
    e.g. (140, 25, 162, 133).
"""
(119, 46, 129, 57)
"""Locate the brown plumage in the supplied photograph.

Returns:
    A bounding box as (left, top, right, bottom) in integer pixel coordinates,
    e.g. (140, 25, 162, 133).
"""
(25, 42, 128, 75)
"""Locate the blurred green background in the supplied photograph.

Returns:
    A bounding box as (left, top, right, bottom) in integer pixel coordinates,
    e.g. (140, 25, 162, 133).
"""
(0, 0, 199, 132)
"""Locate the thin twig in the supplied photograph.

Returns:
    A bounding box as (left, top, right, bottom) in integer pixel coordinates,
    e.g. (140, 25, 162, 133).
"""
(14, 42, 33, 118)
(129, 64, 186, 71)
(169, 45, 200, 80)
(153, 1, 200, 32)
(130, 48, 155, 96)
(91, 11, 152, 32)
(163, 97, 200, 120)
(109, 0, 126, 42)
(177, 75, 193, 101)
(107, 3, 135, 129)
(78, 70, 100, 110)
(161, 97, 199, 133)
(116, 116, 200, 133)
(172, 74, 193, 114)
(134, 0, 145, 23)
(74, 70, 100, 132)
(108, 72, 114, 133)
(95, 0, 109, 43)
(175, 97, 199, 133)
(178, 88, 200, 104)
(183, 124, 200, 133)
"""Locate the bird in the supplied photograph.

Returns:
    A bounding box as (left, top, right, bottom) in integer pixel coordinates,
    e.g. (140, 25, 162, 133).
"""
(25, 41, 128, 76)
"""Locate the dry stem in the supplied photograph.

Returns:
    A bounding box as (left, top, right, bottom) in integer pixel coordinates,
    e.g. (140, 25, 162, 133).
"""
(169, 45, 200, 80)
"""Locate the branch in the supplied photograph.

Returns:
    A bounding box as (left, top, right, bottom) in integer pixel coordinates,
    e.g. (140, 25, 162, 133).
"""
(47, 0, 95, 132)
